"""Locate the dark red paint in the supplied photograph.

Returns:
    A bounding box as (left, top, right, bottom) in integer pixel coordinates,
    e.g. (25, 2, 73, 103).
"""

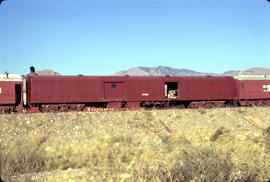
(1, 74, 270, 112)
(0, 81, 21, 104)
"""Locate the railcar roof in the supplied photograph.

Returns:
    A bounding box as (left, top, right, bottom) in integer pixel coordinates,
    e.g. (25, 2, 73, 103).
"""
(0, 73, 23, 82)
(233, 75, 270, 80)
(28, 75, 233, 78)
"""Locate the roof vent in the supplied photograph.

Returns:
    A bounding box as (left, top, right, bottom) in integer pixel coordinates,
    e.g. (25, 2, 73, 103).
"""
(30, 66, 37, 75)
(4, 72, 8, 78)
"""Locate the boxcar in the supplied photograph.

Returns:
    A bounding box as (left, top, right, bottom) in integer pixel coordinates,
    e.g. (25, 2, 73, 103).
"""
(234, 75, 270, 100)
(27, 75, 237, 109)
(0, 73, 23, 113)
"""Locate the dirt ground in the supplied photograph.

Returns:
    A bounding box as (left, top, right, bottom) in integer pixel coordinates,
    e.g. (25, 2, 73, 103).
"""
(1, 107, 270, 181)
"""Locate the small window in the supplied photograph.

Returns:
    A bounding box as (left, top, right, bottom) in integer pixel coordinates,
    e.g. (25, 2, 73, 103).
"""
(263, 84, 270, 92)
(0, 87, 2, 94)
(111, 83, 117, 88)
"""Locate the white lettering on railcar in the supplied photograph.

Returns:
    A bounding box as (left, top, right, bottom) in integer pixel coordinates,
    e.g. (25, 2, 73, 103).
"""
(263, 84, 270, 92)
(142, 93, 149, 96)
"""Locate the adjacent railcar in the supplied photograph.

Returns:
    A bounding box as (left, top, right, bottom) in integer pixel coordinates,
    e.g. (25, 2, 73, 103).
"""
(0, 73, 23, 112)
(234, 75, 270, 106)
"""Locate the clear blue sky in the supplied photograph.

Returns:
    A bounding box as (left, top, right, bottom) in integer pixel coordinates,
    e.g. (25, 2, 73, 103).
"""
(0, 0, 269, 75)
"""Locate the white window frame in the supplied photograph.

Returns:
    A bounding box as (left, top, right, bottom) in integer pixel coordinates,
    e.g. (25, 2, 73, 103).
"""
(263, 84, 270, 92)
(0, 87, 2, 94)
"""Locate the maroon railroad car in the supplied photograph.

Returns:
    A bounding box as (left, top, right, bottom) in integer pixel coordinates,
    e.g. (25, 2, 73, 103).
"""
(27, 75, 237, 109)
(234, 75, 270, 100)
(0, 74, 22, 105)
(0, 74, 23, 112)
(1, 72, 270, 113)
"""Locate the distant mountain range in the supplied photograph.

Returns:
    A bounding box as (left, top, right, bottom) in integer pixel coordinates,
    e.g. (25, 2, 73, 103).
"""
(238, 67, 270, 75)
(114, 66, 214, 76)
(114, 66, 270, 76)
(37, 69, 60, 76)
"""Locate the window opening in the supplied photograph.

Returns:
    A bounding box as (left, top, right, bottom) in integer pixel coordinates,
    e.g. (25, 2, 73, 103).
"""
(165, 82, 178, 99)
(263, 84, 270, 92)
(111, 83, 117, 88)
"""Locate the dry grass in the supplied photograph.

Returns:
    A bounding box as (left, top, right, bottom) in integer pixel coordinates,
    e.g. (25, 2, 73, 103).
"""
(170, 144, 233, 182)
(0, 138, 46, 178)
(1, 107, 270, 181)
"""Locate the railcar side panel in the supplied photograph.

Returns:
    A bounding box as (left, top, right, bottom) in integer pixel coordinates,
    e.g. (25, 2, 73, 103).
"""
(28, 76, 104, 104)
(0, 82, 16, 104)
(0, 81, 22, 105)
(179, 77, 237, 101)
(125, 78, 164, 101)
(236, 80, 270, 100)
(28, 76, 238, 104)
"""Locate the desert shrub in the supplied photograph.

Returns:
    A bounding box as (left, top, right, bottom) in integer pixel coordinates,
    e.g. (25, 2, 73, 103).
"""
(160, 133, 190, 152)
(170, 145, 233, 182)
(130, 162, 181, 182)
(210, 126, 227, 142)
(264, 126, 270, 152)
(0, 138, 46, 178)
(143, 111, 155, 121)
(197, 109, 207, 115)
(229, 164, 261, 182)
(110, 135, 133, 144)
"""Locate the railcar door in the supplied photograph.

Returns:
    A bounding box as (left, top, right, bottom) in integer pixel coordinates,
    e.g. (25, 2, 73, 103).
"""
(104, 82, 125, 101)
(165, 82, 179, 99)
